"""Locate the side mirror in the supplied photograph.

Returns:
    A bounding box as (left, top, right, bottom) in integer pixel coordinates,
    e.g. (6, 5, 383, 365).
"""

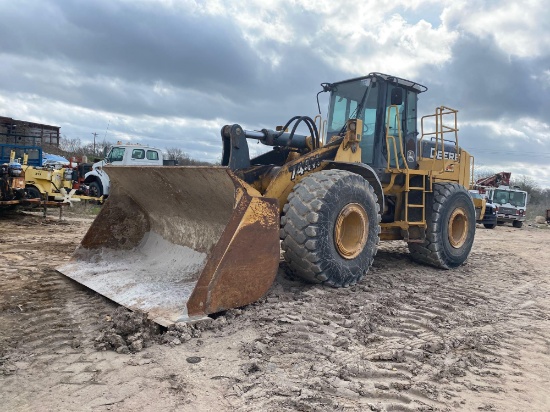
(391, 88, 403, 105)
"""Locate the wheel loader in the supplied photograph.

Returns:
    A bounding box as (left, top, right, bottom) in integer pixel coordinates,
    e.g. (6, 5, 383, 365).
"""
(58, 72, 476, 326)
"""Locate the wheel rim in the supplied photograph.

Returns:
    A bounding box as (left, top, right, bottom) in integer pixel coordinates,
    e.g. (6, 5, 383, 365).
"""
(448, 208, 468, 248)
(334, 203, 369, 259)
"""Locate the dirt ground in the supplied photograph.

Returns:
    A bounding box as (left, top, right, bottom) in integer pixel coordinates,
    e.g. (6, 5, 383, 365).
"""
(1, 210, 549, 411)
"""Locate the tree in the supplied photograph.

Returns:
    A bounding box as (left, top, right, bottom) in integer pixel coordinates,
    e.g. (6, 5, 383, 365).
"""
(510, 175, 542, 205)
(164, 147, 212, 166)
(59, 136, 83, 154)
(165, 147, 190, 164)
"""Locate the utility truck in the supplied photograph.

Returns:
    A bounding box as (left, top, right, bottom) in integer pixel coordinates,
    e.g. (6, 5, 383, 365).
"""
(84, 143, 164, 197)
(474, 172, 527, 228)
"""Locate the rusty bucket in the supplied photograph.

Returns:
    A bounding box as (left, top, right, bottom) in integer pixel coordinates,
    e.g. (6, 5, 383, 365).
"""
(58, 166, 280, 326)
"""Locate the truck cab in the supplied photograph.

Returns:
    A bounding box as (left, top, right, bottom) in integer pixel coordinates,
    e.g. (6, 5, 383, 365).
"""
(486, 186, 528, 228)
(84, 144, 163, 197)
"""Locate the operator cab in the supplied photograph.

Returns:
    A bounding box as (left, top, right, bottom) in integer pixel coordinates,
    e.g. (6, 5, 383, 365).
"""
(325, 73, 427, 176)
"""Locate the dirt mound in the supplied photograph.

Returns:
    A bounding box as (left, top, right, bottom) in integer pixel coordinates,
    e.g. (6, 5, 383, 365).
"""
(535, 216, 547, 224)
(94, 307, 161, 353)
(94, 307, 238, 353)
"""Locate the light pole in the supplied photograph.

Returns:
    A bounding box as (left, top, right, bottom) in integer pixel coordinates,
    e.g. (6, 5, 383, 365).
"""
(92, 132, 98, 155)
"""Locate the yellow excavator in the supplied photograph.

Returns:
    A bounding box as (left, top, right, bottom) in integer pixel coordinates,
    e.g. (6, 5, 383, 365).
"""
(59, 73, 476, 326)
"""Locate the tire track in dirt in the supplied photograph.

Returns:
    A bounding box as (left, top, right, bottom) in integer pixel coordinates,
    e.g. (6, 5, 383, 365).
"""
(2, 213, 550, 411)
(1, 214, 193, 412)
(1, 268, 114, 359)
(0, 216, 116, 378)
(228, 239, 550, 411)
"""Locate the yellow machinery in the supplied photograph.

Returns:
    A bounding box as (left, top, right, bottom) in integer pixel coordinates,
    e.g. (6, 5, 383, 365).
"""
(470, 191, 487, 221)
(0, 151, 26, 207)
(59, 73, 476, 325)
(21, 154, 78, 203)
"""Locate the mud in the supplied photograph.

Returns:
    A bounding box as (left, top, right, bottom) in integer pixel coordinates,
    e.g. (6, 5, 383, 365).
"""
(1, 210, 550, 411)
(94, 307, 161, 353)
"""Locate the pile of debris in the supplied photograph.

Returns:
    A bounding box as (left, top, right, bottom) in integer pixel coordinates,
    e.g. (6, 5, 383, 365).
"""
(94, 307, 240, 353)
(94, 308, 161, 353)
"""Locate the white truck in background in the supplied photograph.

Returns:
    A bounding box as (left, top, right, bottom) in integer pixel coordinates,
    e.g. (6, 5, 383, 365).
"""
(474, 172, 528, 228)
(487, 186, 528, 228)
(84, 143, 164, 197)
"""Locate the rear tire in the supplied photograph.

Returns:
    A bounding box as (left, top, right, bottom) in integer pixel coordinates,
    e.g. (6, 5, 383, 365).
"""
(408, 182, 475, 269)
(512, 220, 523, 228)
(280, 170, 380, 287)
(483, 223, 496, 229)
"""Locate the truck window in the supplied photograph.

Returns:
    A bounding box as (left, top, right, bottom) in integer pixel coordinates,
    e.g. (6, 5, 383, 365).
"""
(108, 147, 125, 162)
(132, 149, 145, 159)
(146, 150, 159, 161)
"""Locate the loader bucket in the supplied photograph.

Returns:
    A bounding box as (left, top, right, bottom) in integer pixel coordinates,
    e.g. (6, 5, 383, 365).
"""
(58, 166, 280, 326)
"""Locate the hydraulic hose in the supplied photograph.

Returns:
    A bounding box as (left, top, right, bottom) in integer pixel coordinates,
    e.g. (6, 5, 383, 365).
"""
(271, 116, 320, 150)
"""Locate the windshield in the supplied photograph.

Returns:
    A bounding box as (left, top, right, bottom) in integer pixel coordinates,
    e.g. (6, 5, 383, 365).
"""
(328, 78, 374, 132)
(106, 147, 125, 163)
(493, 189, 527, 207)
(326, 77, 379, 164)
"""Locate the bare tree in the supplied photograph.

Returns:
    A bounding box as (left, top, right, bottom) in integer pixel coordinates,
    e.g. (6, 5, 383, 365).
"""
(163, 147, 212, 165)
(510, 175, 542, 204)
(165, 147, 190, 164)
(59, 136, 83, 154)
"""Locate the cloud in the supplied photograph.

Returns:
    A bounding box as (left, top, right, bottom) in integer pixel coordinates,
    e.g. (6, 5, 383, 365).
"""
(0, 0, 549, 188)
(443, 0, 550, 58)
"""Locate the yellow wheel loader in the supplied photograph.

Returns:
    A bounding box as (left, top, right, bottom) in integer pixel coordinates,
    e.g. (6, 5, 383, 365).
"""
(59, 73, 476, 326)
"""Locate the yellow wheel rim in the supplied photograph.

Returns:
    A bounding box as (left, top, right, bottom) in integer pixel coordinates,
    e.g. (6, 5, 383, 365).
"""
(334, 203, 368, 259)
(448, 208, 468, 248)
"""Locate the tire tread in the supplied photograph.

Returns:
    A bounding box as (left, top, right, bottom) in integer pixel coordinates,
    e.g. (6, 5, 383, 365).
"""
(281, 170, 381, 287)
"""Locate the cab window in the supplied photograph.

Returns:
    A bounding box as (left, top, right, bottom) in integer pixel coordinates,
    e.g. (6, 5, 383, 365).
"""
(146, 150, 159, 161)
(406, 89, 417, 135)
(132, 149, 145, 159)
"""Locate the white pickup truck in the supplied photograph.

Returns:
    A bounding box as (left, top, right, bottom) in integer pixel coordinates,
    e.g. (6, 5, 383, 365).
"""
(84, 144, 163, 197)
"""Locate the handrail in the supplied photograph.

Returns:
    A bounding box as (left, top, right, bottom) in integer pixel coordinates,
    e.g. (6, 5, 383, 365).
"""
(469, 155, 475, 188)
(385, 105, 409, 171)
(419, 106, 459, 173)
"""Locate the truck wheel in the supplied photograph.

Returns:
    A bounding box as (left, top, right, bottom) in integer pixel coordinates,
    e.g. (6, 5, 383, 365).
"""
(89, 181, 102, 198)
(512, 220, 523, 228)
(280, 170, 380, 287)
(25, 186, 43, 208)
(408, 182, 475, 269)
(483, 223, 496, 229)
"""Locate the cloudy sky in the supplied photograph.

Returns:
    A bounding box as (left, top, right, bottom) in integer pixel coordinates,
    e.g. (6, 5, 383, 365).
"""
(1, 0, 549, 186)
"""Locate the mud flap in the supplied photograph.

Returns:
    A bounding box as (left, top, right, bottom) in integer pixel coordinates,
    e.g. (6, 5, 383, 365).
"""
(58, 167, 280, 326)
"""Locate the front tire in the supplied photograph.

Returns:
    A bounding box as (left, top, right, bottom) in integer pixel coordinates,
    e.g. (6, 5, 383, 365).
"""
(408, 183, 476, 269)
(280, 170, 380, 287)
(512, 220, 523, 228)
(483, 223, 496, 229)
(88, 181, 103, 198)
